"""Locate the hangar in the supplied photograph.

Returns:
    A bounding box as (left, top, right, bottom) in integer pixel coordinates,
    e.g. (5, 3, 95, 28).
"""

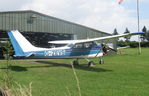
(0, 10, 116, 58)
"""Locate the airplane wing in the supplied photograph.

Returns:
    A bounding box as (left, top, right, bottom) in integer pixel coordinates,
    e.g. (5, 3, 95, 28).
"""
(48, 40, 79, 44)
(48, 32, 144, 44)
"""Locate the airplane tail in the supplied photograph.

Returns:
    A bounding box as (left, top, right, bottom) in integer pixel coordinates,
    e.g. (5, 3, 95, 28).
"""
(7, 30, 46, 57)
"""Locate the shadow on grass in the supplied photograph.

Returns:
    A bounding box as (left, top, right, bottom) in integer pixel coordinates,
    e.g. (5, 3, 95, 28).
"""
(35, 61, 112, 72)
(0, 66, 28, 72)
(0, 61, 112, 72)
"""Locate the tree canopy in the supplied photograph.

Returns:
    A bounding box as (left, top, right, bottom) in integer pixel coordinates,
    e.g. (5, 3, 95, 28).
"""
(124, 28, 131, 42)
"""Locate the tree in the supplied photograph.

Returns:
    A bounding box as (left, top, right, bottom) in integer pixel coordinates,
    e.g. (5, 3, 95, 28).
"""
(124, 28, 131, 42)
(141, 26, 147, 41)
(113, 28, 118, 35)
(145, 30, 149, 41)
(113, 28, 119, 41)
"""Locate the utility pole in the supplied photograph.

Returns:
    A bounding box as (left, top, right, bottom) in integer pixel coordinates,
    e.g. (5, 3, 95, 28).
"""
(137, 0, 141, 54)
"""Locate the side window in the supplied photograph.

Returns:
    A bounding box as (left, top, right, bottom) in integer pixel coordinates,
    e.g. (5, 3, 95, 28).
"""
(84, 42, 97, 48)
(73, 43, 83, 49)
(84, 42, 92, 48)
(73, 42, 97, 49)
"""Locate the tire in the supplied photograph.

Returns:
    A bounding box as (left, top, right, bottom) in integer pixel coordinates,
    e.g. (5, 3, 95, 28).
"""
(88, 61, 94, 67)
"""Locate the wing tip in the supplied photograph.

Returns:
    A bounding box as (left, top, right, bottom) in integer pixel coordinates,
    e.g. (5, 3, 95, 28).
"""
(131, 32, 144, 34)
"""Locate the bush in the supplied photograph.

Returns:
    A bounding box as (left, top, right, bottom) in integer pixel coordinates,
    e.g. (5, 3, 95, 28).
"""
(117, 40, 128, 47)
(118, 41, 149, 48)
(129, 41, 139, 48)
(141, 41, 149, 47)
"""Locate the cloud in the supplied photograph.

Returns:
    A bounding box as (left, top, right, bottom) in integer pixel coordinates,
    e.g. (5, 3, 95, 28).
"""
(20, 0, 130, 32)
(141, 0, 149, 3)
(0, 0, 146, 41)
(11, 0, 149, 39)
(0, 0, 30, 11)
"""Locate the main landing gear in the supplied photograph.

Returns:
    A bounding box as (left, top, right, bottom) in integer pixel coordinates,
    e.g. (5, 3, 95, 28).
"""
(88, 61, 94, 67)
(85, 58, 95, 67)
(85, 58, 104, 66)
(72, 58, 104, 67)
(72, 58, 95, 67)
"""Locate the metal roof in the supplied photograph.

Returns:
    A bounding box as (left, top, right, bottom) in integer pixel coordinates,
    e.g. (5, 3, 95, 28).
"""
(0, 10, 111, 35)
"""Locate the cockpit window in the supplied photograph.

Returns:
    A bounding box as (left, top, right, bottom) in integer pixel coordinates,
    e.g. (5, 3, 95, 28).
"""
(73, 42, 97, 49)
(84, 42, 93, 48)
(50, 44, 67, 48)
(73, 43, 83, 48)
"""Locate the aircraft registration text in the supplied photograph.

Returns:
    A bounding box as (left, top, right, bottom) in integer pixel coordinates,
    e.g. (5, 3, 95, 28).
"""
(45, 50, 66, 56)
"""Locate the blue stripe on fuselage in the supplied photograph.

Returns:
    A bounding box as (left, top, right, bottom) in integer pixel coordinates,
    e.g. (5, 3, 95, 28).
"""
(31, 45, 102, 58)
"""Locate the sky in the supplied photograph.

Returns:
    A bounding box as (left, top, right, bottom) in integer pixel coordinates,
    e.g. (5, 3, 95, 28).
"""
(0, 0, 149, 40)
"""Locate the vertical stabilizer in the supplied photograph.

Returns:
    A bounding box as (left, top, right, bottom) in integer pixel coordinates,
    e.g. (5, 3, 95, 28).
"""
(7, 30, 46, 57)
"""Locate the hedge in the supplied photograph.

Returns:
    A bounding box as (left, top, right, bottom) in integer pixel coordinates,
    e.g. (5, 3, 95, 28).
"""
(118, 41, 149, 48)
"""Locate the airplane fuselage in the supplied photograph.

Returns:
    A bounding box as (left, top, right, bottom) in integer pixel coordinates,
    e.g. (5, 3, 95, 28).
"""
(7, 30, 143, 60)
(25, 44, 103, 59)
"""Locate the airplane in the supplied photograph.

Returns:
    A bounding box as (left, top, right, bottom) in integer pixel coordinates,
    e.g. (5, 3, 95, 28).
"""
(6, 30, 144, 66)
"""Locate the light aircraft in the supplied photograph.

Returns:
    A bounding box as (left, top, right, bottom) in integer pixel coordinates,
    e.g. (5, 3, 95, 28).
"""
(7, 30, 143, 66)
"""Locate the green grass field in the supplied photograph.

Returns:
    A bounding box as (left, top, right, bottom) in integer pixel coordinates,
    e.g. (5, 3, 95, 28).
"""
(0, 48, 149, 96)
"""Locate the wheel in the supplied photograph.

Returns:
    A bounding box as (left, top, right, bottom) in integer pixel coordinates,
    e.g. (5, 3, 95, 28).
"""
(72, 60, 79, 66)
(88, 61, 94, 67)
(99, 59, 104, 64)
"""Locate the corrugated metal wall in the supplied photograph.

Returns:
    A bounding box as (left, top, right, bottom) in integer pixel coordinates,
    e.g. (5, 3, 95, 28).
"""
(0, 10, 111, 39)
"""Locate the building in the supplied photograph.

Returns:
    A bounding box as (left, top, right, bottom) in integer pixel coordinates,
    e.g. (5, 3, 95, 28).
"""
(0, 10, 116, 58)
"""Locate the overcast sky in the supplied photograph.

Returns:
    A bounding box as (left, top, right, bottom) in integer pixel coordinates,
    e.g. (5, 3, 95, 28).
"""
(0, 0, 149, 40)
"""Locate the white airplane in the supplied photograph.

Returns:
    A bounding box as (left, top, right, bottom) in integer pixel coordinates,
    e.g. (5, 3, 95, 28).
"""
(7, 30, 143, 66)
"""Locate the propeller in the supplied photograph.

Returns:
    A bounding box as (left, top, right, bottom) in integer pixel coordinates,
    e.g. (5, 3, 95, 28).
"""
(101, 43, 117, 55)
(94, 43, 117, 57)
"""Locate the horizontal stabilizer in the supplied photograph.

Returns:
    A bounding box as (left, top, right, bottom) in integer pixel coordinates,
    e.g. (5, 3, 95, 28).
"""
(13, 53, 34, 57)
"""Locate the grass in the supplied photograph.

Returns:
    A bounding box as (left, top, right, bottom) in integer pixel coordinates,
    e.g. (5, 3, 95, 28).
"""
(0, 48, 149, 96)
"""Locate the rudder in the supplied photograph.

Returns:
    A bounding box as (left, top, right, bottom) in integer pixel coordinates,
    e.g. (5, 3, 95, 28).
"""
(7, 30, 38, 57)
